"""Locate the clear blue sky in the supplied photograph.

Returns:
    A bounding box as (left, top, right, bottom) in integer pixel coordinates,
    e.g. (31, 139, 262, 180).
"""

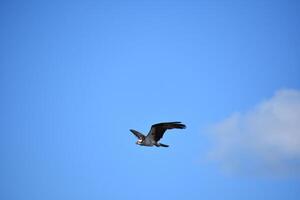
(1, 0, 300, 199)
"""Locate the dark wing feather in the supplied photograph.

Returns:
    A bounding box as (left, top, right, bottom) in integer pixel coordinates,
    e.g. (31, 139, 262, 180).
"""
(130, 129, 145, 140)
(147, 122, 186, 142)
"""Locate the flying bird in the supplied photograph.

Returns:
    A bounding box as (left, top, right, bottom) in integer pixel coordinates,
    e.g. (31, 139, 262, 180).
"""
(130, 122, 186, 147)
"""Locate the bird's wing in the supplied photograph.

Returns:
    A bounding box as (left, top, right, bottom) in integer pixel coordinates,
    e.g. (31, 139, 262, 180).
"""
(147, 122, 186, 142)
(130, 129, 145, 140)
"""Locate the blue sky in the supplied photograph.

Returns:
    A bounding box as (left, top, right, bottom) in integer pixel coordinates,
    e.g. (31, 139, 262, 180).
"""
(1, 0, 300, 199)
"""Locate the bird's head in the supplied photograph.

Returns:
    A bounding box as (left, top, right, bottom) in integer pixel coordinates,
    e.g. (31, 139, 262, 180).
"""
(136, 139, 143, 145)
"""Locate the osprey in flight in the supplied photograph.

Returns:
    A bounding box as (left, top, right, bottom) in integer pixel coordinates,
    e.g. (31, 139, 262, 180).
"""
(130, 122, 186, 147)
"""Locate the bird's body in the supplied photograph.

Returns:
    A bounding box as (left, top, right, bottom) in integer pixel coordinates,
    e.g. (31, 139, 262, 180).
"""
(130, 122, 186, 147)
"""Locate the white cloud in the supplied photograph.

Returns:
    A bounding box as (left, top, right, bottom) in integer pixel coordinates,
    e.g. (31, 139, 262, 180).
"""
(208, 89, 300, 177)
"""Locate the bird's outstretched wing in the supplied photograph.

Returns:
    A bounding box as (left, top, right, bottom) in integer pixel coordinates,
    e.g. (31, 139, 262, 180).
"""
(130, 129, 145, 140)
(147, 122, 186, 142)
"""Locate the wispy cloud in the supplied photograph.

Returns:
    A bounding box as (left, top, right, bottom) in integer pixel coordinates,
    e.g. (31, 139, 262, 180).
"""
(208, 89, 300, 177)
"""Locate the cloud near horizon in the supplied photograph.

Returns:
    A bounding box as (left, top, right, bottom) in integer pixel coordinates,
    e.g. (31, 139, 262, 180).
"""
(208, 89, 300, 177)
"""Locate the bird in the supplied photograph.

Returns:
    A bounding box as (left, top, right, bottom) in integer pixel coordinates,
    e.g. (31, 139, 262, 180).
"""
(130, 122, 186, 147)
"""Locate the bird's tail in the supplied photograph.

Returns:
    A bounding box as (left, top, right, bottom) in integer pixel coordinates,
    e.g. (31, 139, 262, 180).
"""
(159, 143, 169, 147)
